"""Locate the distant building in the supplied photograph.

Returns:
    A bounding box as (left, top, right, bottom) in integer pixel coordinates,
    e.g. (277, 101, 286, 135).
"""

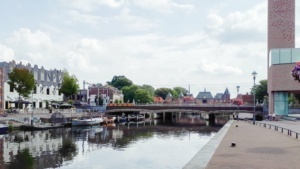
(165, 92, 173, 103)
(195, 89, 214, 105)
(0, 67, 4, 114)
(0, 60, 63, 110)
(153, 96, 164, 104)
(85, 85, 124, 104)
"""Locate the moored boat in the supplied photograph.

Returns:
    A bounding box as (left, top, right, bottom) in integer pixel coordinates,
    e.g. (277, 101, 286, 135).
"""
(0, 124, 8, 134)
(72, 117, 103, 126)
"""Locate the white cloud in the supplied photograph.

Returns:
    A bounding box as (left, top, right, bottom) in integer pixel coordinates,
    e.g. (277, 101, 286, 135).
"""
(113, 8, 158, 31)
(67, 10, 104, 25)
(131, 0, 194, 13)
(0, 44, 15, 61)
(6, 28, 52, 48)
(205, 2, 267, 42)
(59, 0, 126, 12)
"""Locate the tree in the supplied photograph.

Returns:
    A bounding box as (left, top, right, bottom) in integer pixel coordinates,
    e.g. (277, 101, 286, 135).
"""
(108, 75, 133, 90)
(155, 88, 174, 99)
(141, 84, 155, 97)
(59, 72, 80, 100)
(134, 89, 153, 104)
(173, 87, 188, 96)
(251, 79, 268, 104)
(7, 68, 35, 101)
(122, 85, 139, 103)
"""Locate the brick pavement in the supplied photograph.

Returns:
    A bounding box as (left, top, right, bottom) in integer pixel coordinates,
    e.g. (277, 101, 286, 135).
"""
(206, 120, 300, 169)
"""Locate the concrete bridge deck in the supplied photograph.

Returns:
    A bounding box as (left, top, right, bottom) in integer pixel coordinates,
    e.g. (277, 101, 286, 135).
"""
(184, 120, 300, 169)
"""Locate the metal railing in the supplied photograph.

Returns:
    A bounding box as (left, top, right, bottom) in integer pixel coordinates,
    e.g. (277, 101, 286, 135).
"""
(246, 120, 300, 140)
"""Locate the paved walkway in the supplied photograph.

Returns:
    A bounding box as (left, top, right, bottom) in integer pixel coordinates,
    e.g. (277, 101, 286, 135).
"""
(205, 120, 300, 169)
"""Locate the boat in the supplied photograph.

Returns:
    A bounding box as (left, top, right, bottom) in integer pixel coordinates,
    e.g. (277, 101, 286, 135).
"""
(128, 114, 145, 121)
(71, 117, 103, 126)
(0, 124, 8, 134)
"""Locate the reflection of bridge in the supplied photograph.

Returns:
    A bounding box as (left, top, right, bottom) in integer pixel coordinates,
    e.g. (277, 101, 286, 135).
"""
(107, 105, 264, 125)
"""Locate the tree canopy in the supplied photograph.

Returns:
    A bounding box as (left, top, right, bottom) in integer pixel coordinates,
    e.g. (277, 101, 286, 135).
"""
(155, 88, 174, 99)
(108, 75, 133, 90)
(122, 85, 139, 103)
(59, 72, 80, 99)
(251, 79, 267, 103)
(7, 67, 35, 99)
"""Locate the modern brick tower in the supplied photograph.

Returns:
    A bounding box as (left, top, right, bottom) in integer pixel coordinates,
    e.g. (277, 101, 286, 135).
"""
(268, 0, 295, 116)
(268, 0, 295, 66)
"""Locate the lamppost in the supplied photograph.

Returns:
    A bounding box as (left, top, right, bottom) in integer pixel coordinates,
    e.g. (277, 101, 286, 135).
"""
(252, 71, 257, 125)
(236, 85, 240, 111)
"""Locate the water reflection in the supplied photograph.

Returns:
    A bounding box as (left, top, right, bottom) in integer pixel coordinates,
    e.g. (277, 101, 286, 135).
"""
(0, 115, 228, 169)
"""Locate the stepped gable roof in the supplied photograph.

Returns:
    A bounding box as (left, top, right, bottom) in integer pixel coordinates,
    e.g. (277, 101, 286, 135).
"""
(196, 89, 213, 99)
(215, 93, 223, 99)
(224, 87, 230, 95)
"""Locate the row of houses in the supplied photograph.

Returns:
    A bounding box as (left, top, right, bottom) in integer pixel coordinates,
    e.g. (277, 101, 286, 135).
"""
(154, 88, 255, 106)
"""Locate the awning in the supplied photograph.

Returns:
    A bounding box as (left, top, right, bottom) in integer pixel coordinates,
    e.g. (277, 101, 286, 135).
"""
(9, 100, 32, 104)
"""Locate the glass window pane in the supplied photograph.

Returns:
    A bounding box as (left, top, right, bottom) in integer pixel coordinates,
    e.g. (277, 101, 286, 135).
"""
(279, 49, 291, 64)
(270, 49, 280, 65)
(292, 49, 300, 63)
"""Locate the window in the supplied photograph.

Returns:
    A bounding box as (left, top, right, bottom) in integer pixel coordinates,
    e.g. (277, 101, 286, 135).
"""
(34, 86, 37, 94)
(10, 84, 13, 92)
(202, 100, 207, 104)
(47, 88, 50, 95)
(39, 102, 42, 108)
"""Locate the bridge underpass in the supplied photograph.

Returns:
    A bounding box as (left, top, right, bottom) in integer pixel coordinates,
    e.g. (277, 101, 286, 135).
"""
(106, 106, 263, 126)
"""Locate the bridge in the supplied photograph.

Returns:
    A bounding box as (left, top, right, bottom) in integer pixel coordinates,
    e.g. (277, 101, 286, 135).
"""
(106, 105, 263, 114)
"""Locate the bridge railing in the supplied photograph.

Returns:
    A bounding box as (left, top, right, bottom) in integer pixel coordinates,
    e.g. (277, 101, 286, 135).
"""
(245, 120, 300, 140)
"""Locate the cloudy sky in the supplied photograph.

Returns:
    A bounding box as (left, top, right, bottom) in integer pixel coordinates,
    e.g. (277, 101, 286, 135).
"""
(0, 0, 299, 97)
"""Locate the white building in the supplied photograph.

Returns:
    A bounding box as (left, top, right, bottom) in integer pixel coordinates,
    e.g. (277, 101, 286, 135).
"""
(0, 60, 64, 110)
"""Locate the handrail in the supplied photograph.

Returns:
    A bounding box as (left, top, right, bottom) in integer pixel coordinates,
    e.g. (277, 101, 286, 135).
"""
(245, 120, 300, 139)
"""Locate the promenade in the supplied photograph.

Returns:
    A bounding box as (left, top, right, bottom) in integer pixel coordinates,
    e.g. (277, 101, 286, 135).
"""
(185, 119, 300, 169)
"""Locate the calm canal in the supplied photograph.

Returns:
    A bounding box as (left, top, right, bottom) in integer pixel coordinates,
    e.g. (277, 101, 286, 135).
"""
(0, 115, 229, 169)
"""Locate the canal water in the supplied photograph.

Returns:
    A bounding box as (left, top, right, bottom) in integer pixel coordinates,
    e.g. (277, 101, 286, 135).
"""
(0, 115, 228, 169)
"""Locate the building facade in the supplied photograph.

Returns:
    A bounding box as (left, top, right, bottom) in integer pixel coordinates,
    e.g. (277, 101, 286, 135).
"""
(268, 0, 296, 116)
(0, 68, 4, 114)
(0, 60, 64, 110)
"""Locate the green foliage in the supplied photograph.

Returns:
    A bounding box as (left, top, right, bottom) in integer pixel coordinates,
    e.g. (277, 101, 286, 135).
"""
(109, 75, 133, 90)
(134, 88, 153, 103)
(59, 72, 80, 99)
(251, 79, 268, 103)
(288, 94, 297, 106)
(8, 148, 35, 169)
(155, 88, 174, 99)
(173, 87, 188, 97)
(122, 85, 139, 103)
(7, 68, 35, 98)
(141, 84, 155, 97)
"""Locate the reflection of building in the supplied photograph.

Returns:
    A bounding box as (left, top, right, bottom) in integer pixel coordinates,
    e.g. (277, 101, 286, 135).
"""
(2, 130, 63, 163)
(0, 60, 63, 110)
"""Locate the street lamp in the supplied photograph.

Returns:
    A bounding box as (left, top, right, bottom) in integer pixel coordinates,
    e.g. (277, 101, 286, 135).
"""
(236, 85, 240, 111)
(252, 71, 257, 125)
(236, 85, 240, 97)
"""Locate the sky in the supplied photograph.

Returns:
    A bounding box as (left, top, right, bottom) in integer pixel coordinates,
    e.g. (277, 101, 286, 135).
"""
(0, 0, 300, 97)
